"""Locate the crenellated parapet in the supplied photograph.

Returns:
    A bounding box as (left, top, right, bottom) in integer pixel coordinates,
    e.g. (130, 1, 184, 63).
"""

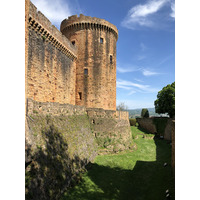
(28, 1, 77, 61)
(60, 14, 118, 40)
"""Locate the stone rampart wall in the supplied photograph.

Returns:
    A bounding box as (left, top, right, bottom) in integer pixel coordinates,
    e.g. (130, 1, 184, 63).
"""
(26, 0, 77, 105)
(28, 0, 77, 56)
(25, 98, 97, 199)
(137, 117, 173, 140)
(86, 108, 129, 121)
(87, 108, 134, 153)
(27, 98, 86, 116)
(136, 118, 157, 134)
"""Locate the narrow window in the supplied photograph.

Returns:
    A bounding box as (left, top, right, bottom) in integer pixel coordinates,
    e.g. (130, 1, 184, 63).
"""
(110, 55, 113, 64)
(100, 37, 103, 44)
(84, 68, 88, 75)
(78, 92, 82, 100)
(71, 40, 75, 45)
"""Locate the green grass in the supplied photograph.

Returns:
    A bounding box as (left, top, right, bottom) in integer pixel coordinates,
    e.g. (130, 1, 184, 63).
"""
(61, 126, 175, 200)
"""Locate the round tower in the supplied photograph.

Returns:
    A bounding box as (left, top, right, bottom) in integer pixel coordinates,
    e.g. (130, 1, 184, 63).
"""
(60, 14, 118, 110)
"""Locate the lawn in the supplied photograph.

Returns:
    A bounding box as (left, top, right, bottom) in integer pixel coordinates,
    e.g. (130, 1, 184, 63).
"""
(61, 126, 175, 200)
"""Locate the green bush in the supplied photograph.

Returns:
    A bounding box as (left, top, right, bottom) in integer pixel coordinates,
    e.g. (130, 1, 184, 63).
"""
(141, 108, 149, 118)
(129, 118, 137, 126)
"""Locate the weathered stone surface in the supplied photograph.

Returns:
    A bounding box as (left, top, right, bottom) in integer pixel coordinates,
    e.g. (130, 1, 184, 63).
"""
(26, 0, 118, 111)
(137, 117, 174, 140)
(25, 101, 97, 199)
(25, 1, 133, 198)
(87, 108, 134, 152)
(61, 15, 118, 110)
(137, 118, 157, 133)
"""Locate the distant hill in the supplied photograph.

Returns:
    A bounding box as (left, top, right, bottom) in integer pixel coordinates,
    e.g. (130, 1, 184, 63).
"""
(127, 108, 169, 118)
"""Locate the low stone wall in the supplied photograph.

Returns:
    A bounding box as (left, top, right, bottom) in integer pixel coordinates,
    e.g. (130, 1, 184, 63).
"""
(87, 108, 134, 153)
(27, 98, 86, 116)
(164, 119, 173, 140)
(137, 117, 173, 140)
(25, 99, 97, 199)
(136, 118, 157, 134)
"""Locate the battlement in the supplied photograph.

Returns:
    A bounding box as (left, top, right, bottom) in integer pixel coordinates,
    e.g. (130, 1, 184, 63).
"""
(60, 14, 118, 40)
(28, 0, 77, 60)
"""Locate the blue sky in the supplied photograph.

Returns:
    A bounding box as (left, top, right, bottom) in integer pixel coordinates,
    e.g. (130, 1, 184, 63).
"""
(31, 0, 175, 109)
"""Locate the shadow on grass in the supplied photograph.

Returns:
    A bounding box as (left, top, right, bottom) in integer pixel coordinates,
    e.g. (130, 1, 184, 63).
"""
(63, 138, 175, 200)
(137, 126, 154, 135)
(25, 123, 88, 200)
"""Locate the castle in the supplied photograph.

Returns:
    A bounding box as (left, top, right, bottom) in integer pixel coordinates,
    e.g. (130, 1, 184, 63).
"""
(26, 0, 118, 111)
(25, 1, 133, 198)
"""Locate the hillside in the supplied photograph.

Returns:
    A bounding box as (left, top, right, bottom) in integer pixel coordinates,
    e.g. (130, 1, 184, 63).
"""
(127, 108, 169, 118)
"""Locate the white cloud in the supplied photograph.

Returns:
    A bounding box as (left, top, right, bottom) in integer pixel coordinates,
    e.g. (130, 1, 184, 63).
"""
(117, 65, 141, 73)
(137, 55, 146, 61)
(121, 0, 174, 30)
(129, 0, 167, 18)
(117, 79, 159, 94)
(134, 78, 144, 83)
(31, 0, 73, 28)
(140, 42, 147, 51)
(170, 1, 175, 18)
(142, 69, 159, 76)
(117, 65, 160, 77)
(128, 90, 137, 95)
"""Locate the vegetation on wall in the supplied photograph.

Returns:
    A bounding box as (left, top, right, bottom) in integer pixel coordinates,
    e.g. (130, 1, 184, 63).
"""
(153, 118, 168, 136)
(25, 114, 97, 200)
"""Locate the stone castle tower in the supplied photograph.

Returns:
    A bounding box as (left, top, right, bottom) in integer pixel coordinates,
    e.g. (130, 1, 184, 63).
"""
(60, 15, 118, 110)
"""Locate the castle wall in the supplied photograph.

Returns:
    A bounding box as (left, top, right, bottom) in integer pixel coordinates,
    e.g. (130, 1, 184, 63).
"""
(86, 108, 134, 153)
(137, 117, 173, 140)
(26, 98, 86, 116)
(60, 15, 118, 110)
(26, 0, 77, 105)
(136, 118, 157, 133)
(26, 98, 97, 199)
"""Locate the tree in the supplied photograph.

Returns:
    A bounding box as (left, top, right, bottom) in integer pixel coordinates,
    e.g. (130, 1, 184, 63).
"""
(141, 108, 149, 118)
(154, 82, 175, 118)
(116, 102, 128, 111)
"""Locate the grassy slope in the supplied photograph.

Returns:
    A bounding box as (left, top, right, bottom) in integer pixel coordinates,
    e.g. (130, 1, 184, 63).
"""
(61, 127, 175, 200)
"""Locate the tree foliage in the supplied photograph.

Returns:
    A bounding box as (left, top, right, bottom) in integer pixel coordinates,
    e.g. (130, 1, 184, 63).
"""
(154, 82, 175, 118)
(141, 108, 149, 118)
(116, 102, 128, 111)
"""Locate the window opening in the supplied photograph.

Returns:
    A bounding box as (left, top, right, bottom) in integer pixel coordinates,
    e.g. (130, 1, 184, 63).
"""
(100, 37, 103, 44)
(84, 68, 88, 75)
(110, 55, 113, 64)
(78, 92, 82, 100)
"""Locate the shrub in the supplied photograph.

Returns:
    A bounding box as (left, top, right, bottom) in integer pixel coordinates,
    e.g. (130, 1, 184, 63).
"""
(129, 118, 137, 126)
(141, 108, 149, 118)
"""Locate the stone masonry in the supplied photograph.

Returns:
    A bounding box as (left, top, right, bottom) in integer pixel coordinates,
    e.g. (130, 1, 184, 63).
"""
(25, 0, 131, 153)
(26, 0, 118, 110)
(60, 15, 118, 110)
(25, 2, 133, 197)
